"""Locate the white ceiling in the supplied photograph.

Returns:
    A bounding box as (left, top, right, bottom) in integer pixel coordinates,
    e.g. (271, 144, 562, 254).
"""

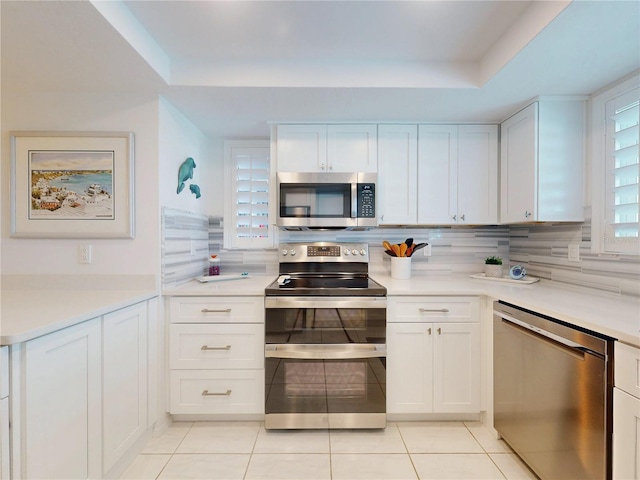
(2, 1, 639, 138)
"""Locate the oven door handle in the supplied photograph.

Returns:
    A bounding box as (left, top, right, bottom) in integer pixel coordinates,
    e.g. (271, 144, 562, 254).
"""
(265, 344, 386, 360)
(265, 297, 386, 309)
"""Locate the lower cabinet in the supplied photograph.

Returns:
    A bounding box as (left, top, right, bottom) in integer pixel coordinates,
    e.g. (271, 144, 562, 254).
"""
(387, 296, 481, 417)
(168, 296, 265, 417)
(1, 346, 9, 480)
(11, 298, 157, 480)
(22, 318, 103, 479)
(102, 302, 148, 475)
(613, 342, 640, 479)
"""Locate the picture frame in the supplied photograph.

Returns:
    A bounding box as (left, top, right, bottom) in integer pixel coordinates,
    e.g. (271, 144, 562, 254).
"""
(10, 131, 135, 238)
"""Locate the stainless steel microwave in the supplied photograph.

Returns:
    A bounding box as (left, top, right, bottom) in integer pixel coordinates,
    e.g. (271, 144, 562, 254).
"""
(276, 172, 377, 230)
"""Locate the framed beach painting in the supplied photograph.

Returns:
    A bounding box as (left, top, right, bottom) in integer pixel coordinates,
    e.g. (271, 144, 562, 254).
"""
(10, 132, 135, 238)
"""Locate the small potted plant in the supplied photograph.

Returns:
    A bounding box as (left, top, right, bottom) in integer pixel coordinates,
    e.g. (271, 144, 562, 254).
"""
(484, 256, 503, 278)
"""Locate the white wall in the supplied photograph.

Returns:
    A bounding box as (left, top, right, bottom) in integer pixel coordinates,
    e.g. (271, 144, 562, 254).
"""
(1, 91, 161, 279)
(158, 97, 223, 216)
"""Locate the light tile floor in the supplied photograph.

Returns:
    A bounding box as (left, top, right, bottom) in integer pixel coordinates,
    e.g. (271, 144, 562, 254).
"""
(120, 421, 538, 480)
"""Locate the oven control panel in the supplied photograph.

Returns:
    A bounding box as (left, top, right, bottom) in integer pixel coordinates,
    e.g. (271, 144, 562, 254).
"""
(278, 243, 369, 262)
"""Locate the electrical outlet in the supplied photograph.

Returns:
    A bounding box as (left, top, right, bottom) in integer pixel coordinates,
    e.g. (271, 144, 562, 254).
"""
(78, 244, 92, 264)
(568, 244, 580, 262)
(423, 244, 432, 256)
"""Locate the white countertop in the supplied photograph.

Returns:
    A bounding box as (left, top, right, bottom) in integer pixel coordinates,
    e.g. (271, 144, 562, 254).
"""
(4, 272, 638, 348)
(162, 274, 275, 297)
(371, 272, 640, 348)
(1, 275, 158, 345)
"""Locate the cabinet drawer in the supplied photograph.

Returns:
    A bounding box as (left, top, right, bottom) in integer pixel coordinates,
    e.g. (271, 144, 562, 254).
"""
(170, 323, 264, 370)
(170, 370, 264, 415)
(170, 297, 264, 324)
(615, 342, 640, 399)
(388, 296, 479, 323)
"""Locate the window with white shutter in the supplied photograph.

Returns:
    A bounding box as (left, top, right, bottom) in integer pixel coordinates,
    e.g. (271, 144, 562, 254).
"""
(223, 140, 275, 249)
(604, 87, 640, 253)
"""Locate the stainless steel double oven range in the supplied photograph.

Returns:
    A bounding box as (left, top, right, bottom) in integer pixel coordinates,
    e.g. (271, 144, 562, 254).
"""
(264, 242, 387, 430)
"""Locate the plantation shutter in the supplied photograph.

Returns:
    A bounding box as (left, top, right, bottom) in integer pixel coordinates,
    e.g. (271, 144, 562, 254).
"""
(604, 88, 640, 253)
(224, 140, 274, 249)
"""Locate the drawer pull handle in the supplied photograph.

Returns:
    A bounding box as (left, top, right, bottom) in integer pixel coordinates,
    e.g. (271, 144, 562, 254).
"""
(437, 327, 442, 335)
(201, 345, 232, 351)
(428, 327, 432, 335)
(201, 308, 232, 313)
(202, 389, 232, 396)
(419, 308, 450, 313)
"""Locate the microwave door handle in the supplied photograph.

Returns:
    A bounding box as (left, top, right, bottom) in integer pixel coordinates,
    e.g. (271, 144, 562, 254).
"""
(351, 183, 358, 218)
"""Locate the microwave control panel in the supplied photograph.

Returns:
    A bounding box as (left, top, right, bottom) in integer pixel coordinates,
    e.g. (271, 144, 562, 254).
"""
(357, 183, 376, 218)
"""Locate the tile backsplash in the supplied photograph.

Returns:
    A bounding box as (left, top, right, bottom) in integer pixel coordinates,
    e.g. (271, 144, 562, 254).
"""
(162, 207, 639, 296)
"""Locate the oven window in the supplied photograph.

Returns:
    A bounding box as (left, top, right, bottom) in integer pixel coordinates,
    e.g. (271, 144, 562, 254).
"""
(265, 358, 386, 415)
(279, 183, 351, 218)
(265, 308, 386, 344)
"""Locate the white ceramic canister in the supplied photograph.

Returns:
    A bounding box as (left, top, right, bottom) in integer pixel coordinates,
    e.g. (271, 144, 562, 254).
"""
(391, 256, 411, 279)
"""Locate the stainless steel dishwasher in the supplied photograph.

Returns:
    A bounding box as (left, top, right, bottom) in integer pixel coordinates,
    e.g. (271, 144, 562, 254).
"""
(493, 301, 614, 480)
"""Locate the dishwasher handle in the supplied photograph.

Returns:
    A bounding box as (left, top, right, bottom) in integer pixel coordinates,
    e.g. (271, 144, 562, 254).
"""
(495, 311, 605, 360)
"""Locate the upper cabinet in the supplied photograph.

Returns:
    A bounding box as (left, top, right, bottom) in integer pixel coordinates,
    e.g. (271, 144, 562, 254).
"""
(418, 125, 498, 225)
(377, 125, 418, 225)
(500, 99, 586, 223)
(276, 124, 377, 172)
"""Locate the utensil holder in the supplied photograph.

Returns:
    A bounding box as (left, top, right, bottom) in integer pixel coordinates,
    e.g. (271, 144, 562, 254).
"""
(391, 257, 411, 279)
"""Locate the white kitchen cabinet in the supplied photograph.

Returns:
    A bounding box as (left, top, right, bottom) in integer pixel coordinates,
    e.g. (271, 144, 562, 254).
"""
(102, 302, 148, 475)
(387, 296, 481, 417)
(22, 318, 102, 479)
(613, 342, 640, 479)
(8, 297, 157, 480)
(377, 124, 418, 225)
(1, 346, 9, 480)
(500, 99, 585, 223)
(276, 124, 377, 172)
(418, 125, 498, 225)
(168, 296, 264, 417)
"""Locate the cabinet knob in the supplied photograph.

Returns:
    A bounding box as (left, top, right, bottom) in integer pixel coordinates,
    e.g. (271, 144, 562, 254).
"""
(460, 214, 465, 221)
(452, 215, 457, 221)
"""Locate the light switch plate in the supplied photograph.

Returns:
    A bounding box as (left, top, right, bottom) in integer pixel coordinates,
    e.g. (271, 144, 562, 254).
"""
(568, 244, 580, 262)
(78, 244, 92, 264)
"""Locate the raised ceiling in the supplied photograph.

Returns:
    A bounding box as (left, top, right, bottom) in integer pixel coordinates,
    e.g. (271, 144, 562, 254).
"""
(2, 1, 639, 137)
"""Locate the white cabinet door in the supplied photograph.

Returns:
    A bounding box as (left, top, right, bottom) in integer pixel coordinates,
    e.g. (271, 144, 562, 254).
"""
(417, 125, 457, 224)
(378, 124, 418, 225)
(457, 125, 498, 224)
(102, 302, 148, 475)
(418, 125, 497, 225)
(500, 100, 585, 223)
(613, 388, 640, 480)
(0, 346, 8, 480)
(327, 124, 377, 172)
(433, 322, 481, 413)
(500, 103, 537, 223)
(276, 124, 328, 172)
(387, 323, 434, 414)
(24, 318, 102, 480)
